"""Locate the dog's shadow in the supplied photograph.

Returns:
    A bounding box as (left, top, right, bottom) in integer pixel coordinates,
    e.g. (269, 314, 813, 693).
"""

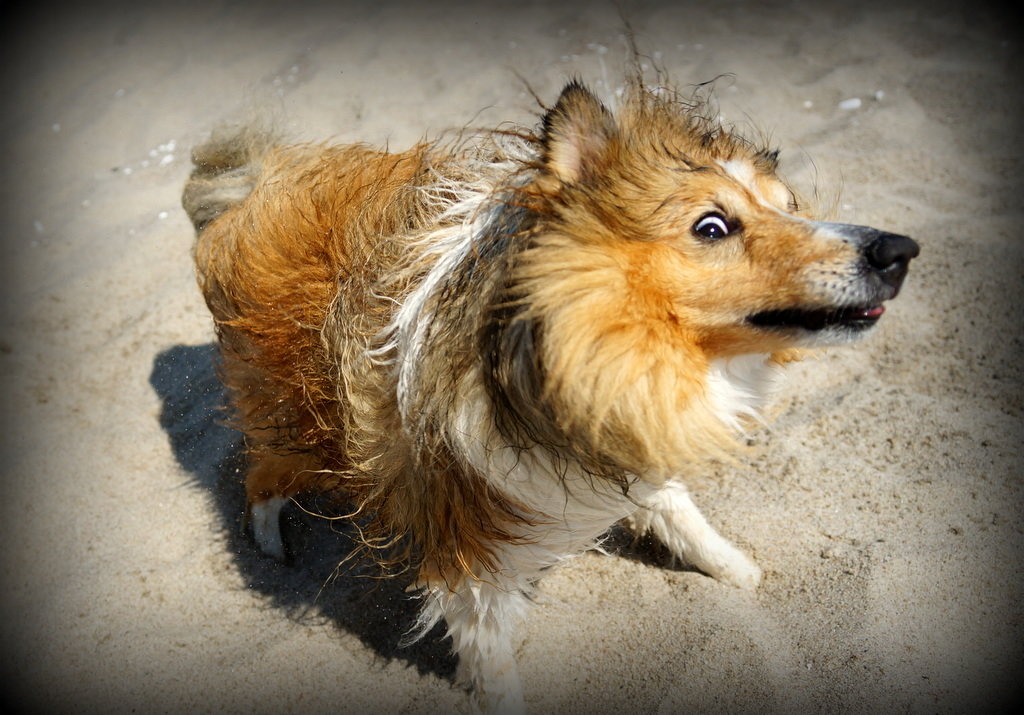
(149, 343, 685, 682)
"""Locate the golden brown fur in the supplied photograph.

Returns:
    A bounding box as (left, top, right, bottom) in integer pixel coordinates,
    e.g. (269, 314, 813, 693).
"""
(187, 79, 893, 576)
(189, 120, 558, 582)
(184, 76, 916, 710)
(188, 75, 917, 684)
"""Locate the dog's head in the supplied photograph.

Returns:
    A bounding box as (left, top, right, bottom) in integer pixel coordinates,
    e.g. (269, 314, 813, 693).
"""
(491, 80, 918, 475)
(524, 81, 918, 358)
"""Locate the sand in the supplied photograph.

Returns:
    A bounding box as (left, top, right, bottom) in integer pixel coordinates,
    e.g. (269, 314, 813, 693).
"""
(1, 0, 1021, 712)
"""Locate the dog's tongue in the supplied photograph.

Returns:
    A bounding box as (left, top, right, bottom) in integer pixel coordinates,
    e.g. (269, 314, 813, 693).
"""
(854, 305, 885, 319)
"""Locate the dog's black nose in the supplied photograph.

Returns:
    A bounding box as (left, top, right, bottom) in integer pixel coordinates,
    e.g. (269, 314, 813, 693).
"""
(865, 232, 919, 289)
(867, 232, 919, 270)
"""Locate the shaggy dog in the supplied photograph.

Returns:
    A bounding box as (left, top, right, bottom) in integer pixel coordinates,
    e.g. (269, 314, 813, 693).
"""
(183, 75, 917, 713)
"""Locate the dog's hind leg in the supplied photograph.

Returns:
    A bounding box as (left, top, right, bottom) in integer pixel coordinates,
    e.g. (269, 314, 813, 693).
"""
(214, 335, 330, 560)
(627, 480, 762, 590)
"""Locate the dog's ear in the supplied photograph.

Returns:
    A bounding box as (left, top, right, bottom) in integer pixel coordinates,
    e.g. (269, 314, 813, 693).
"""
(754, 148, 780, 173)
(542, 81, 616, 184)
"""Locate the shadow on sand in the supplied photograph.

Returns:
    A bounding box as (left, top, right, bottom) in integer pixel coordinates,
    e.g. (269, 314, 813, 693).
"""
(148, 343, 688, 683)
(148, 343, 457, 680)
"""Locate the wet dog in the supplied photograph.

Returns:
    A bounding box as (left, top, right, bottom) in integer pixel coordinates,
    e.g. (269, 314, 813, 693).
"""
(184, 76, 917, 712)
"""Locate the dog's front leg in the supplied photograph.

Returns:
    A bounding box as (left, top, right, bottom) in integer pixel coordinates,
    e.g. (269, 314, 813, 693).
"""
(627, 479, 762, 590)
(419, 576, 529, 714)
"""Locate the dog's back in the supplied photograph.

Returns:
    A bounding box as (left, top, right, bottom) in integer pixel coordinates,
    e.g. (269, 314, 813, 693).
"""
(184, 129, 438, 538)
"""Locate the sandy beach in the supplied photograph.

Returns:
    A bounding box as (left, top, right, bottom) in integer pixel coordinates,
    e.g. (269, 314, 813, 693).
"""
(2, 0, 1021, 712)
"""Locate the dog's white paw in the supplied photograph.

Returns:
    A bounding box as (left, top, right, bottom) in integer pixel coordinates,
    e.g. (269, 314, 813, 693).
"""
(633, 482, 763, 591)
(460, 652, 526, 715)
(697, 544, 762, 591)
(249, 496, 287, 560)
(469, 686, 526, 715)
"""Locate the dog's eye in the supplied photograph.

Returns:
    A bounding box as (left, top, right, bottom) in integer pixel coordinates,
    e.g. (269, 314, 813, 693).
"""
(693, 213, 732, 240)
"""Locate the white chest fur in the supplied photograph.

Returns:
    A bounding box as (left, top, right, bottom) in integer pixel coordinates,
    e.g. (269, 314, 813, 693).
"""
(705, 354, 785, 432)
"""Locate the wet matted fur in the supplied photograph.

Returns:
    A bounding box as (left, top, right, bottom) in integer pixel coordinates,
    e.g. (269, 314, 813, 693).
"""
(184, 75, 916, 713)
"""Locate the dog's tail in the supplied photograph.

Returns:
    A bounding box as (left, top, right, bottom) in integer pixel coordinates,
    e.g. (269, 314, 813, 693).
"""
(182, 125, 276, 232)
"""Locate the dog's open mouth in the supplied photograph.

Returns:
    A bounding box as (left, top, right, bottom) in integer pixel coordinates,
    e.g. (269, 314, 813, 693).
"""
(748, 305, 885, 332)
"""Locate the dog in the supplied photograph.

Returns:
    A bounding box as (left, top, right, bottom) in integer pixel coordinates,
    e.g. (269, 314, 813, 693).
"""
(182, 75, 917, 713)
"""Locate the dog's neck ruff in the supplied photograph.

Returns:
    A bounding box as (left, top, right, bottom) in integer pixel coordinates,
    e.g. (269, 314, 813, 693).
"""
(380, 135, 537, 427)
(381, 133, 786, 463)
